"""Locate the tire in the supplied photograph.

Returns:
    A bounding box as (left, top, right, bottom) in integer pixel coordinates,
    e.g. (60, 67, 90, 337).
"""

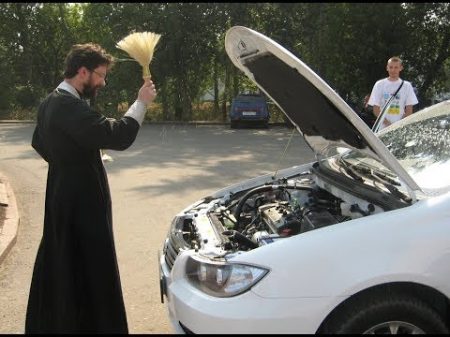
(320, 292, 449, 334)
(230, 121, 239, 129)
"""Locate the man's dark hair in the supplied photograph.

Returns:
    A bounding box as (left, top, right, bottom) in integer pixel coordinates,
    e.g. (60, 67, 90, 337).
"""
(64, 43, 114, 78)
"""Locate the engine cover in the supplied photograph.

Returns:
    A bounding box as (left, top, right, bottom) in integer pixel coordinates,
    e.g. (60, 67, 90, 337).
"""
(260, 202, 301, 235)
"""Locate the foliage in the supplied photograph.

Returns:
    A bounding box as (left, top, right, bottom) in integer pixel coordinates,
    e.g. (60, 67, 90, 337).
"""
(0, 3, 448, 120)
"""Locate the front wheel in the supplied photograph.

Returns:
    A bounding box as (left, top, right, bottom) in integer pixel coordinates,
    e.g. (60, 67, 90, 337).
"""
(320, 292, 448, 334)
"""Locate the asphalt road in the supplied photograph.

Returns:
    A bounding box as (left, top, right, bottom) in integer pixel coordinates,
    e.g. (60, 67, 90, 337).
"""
(0, 122, 315, 333)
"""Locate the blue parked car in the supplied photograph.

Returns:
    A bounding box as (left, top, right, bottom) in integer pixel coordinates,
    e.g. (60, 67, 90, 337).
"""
(229, 94, 270, 128)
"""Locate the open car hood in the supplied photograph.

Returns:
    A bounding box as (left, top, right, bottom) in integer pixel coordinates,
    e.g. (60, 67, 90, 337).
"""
(225, 26, 421, 195)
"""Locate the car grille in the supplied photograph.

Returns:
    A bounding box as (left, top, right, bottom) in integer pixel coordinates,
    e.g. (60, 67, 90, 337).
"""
(164, 234, 183, 270)
(164, 217, 194, 270)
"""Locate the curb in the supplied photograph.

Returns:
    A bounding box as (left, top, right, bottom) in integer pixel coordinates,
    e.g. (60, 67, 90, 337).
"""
(0, 174, 20, 265)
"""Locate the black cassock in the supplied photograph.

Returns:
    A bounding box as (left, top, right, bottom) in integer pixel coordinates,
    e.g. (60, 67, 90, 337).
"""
(26, 88, 140, 333)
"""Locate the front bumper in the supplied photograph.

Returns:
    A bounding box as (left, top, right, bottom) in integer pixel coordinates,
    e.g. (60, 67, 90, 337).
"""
(159, 250, 330, 334)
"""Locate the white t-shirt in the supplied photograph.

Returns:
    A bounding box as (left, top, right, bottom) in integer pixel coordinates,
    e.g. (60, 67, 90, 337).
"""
(368, 78, 418, 129)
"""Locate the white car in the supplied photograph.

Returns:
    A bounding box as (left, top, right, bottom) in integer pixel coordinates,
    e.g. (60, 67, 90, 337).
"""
(158, 26, 450, 334)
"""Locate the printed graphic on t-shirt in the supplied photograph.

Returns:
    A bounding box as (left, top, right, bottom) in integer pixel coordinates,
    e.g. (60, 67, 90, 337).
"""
(388, 103, 400, 115)
(383, 92, 401, 115)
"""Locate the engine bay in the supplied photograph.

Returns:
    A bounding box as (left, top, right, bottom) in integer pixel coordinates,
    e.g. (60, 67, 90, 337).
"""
(213, 176, 349, 252)
(162, 161, 411, 271)
(182, 164, 396, 254)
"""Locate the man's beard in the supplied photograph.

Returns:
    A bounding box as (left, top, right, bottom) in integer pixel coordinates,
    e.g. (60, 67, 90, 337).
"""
(82, 78, 100, 99)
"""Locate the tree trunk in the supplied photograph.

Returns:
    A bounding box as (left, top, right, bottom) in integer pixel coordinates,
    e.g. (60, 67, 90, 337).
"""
(181, 80, 192, 121)
(161, 81, 170, 120)
(213, 58, 219, 118)
(233, 67, 240, 98)
(221, 62, 230, 121)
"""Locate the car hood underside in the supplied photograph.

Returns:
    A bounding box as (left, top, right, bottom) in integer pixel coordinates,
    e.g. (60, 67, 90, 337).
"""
(225, 26, 421, 195)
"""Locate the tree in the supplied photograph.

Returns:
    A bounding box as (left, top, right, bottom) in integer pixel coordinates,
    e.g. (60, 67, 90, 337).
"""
(0, 3, 447, 120)
(402, 3, 450, 107)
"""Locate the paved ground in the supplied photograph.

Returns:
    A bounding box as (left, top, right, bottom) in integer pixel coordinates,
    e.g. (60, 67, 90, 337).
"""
(0, 122, 315, 333)
(0, 121, 292, 268)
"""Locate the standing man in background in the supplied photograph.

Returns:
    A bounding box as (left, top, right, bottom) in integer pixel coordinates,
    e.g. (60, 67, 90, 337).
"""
(26, 43, 157, 333)
(369, 56, 418, 131)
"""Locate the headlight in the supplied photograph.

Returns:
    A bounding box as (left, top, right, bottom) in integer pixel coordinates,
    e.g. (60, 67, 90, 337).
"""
(185, 255, 269, 297)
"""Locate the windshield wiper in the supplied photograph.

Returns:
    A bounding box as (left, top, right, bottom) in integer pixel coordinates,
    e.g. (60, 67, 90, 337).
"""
(374, 177, 412, 203)
(357, 167, 411, 203)
(349, 162, 401, 187)
(339, 158, 411, 203)
(371, 170, 401, 186)
(337, 158, 364, 182)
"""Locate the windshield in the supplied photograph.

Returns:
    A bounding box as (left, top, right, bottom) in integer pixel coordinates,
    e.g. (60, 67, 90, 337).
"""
(378, 101, 450, 193)
(332, 101, 450, 195)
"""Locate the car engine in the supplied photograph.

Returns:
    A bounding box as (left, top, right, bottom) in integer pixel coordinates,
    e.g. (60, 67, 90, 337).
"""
(215, 176, 349, 251)
(163, 167, 393, 269)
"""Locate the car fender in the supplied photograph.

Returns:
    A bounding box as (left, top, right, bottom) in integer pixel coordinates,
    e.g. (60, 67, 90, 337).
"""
(231, 191, 450, 300)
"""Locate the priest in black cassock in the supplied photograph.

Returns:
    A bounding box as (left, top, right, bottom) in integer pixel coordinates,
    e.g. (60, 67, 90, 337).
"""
(25, 43, 157, 334)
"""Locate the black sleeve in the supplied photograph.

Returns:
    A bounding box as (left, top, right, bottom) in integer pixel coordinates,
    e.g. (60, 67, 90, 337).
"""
(31, 124, 50, 162)
(31, 99, 50, 161)
(55, 97, 141, 151)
